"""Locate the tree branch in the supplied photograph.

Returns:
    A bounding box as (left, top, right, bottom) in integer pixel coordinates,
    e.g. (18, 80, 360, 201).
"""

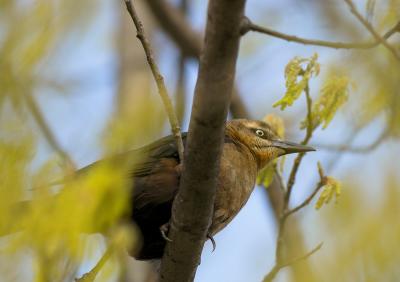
(240, 16, 400, 50)
(315, 127, 388, 153)
(262, 243, 323, 282)
(264, 83, 319, 281)
(144, 0, 249, 119)
(124, 0, 184, 162)
(175, 0, 188, 125)
(159, 0, 246, 281)
(284, 163, 325, 218)
(344, 0, 400, 60)
(145, 0, 202, 58)
(284, 84, 313, 210)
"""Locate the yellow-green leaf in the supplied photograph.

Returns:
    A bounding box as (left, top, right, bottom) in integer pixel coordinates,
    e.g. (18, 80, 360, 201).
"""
(304, 75, 350, 130)
(315, 176, 342, 210)
(257, 163, 275, 188)
(273, 53, 320, 110)
(263, 114, 285, 139)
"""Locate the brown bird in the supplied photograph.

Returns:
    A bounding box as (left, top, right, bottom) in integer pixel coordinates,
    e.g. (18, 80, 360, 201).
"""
(122, 119, 315, 260)
(2, 119, 314, 261)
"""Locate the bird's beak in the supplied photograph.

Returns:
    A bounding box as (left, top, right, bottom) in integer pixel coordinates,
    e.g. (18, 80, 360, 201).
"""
(271, 140, 316, 155)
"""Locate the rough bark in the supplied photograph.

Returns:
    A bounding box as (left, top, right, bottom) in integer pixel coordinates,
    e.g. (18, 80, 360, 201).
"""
(159, 0, 246, 281)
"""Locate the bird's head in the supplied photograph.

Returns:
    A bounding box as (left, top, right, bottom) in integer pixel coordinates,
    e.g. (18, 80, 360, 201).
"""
(226, 119, 315, 169)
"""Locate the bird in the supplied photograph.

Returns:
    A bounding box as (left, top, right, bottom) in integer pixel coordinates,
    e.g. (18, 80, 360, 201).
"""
(2, 119, 315, 261)
(114, 118, 315, 260)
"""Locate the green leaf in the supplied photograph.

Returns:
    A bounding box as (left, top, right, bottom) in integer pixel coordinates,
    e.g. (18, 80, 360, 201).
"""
(315, 176, 342, 210)
(263, 114, 285, 139)
(273, 53, 320, 110)
(302, 75, 350, 130)
(257, 163, 275, 188)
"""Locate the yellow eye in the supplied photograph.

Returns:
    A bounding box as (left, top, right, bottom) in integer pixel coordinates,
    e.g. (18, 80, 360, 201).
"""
(255, 129, 264, 137)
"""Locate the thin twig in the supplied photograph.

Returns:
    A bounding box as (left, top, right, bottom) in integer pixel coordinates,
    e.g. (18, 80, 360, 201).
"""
(284, 84, 313, 209)
(284, 163, 326, 218)
(124, 0, 185, 162)
(75, 247, 113, 282)
(280, 242, 323, 268)
(23, 92, 76, 171)
(344, 0, 400, 60)
(263, 243, 323, 282)
(315, 127, 388, 153)
(240, 16, 400, 50)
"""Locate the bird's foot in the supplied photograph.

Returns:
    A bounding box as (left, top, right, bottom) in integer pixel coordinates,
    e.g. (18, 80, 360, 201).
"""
(160, 223, 172, 242)
(207, 233, 216, 252)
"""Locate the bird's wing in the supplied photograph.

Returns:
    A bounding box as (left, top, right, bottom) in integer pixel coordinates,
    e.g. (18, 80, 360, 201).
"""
(77, 133, 187, 177)
(128, 132, 187, 177)
(128, 133, 187, 212)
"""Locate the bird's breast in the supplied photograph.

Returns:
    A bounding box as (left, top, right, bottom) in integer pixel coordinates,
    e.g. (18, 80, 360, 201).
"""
(210, 143, 258, 235)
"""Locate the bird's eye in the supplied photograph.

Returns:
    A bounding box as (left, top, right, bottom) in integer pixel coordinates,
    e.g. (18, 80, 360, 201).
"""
(255, 129, 264, 137)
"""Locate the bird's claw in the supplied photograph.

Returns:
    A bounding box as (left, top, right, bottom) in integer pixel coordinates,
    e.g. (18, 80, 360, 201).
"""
(160, 223, 172, 242)
(207, 233, 216, 252)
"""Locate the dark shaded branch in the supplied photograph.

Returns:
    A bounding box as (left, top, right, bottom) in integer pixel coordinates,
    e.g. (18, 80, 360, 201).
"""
(344, 0, 400, 60)
(230, 89, 249, 118)
(144, 0, 249, 119)
(176, 50, 187, 124)
(240, 16, 400, 50)
(145, 0, 202, 58)
(159, 0, 246, 281)
(175, 0, 188, 125)
(24, 93, 76, 170)
(124, 0, 184, 162)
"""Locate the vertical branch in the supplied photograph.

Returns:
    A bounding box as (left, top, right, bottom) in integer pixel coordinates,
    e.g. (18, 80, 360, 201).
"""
(124, 0, 184, 162)
(159, 0, 246, 281)
(175, 0, 188, 124)
(284, 84, 313, 211)
(344, 0, 400, 60)
(176, 53, 186, 125)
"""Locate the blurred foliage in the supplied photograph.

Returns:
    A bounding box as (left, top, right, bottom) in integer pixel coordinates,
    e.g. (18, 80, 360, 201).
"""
(294, 176, 400, 282)
(0, 0, 97, 111)
(302, 74, 350, 130)
(321, 0, 400, 138)
(103, 93, 166, 155)
(0, 1, 149, 281)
